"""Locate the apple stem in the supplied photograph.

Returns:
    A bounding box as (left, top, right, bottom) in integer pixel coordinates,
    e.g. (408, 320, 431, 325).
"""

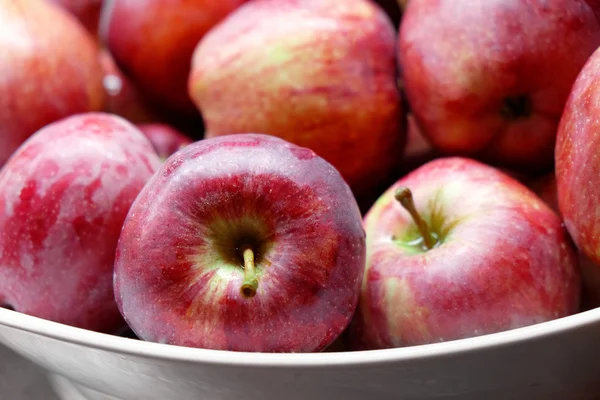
(396, 0, 409, 12)
(240, 245, 258, 298)
(394, 187, 438, 250)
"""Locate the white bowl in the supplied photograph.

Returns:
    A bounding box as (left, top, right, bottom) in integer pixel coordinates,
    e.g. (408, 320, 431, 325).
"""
(1, 307, 600, 400)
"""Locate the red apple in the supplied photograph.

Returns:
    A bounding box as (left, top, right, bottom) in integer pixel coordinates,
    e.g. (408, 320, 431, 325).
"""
(188, 0, 405, 197)
(99, 49, 156, 124)
(398, 0, 600, 172)
(47, 0, 103, 36)
(527, 172, 600, 310)
(0, 113, 161, 333)
(349, 157, 580, 350)
(556, 46, 600, 267)
(100, 0, 246, 117)
(113, 133, 366, 352)
(0, 0, 104, 167)
(137, 123, 194, 160)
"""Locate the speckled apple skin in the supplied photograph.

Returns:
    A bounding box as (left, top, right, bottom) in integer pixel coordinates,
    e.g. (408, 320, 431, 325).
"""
(114, 134, 366, 352)
(0, 0, 104, 166)
(0, 113, 161, 333)
(101, 0, 246, 116)
(188, 0, 404, 196)
(350, 157, 580, 350)
(399, 0, 600, 171)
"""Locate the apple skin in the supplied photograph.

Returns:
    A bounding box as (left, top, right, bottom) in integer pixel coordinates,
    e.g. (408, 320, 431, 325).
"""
(556, 46, 600, 268)
(113, 133, 366, 352)
(349, 157, 580, 350)
(0, 113, 161, 333)
(398, 0, 600, 172)
(188, 0, 405, 196)
(528, 172, 600, 310)
(47, 0, 103, 36)
(100, 0, 246, 117)
(0, 0, 104, 167)
(137, 123, 194, 160)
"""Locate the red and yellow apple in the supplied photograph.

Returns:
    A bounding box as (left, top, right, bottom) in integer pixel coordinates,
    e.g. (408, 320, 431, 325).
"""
(114, 134, 366, 352)
(0, 113, 161, 333)
(0, 0, 104, 166)
(399, 0, 600, 172)
(47, 0, 103, 36)
(349, 157, 580, 349)
(188, 0, 405, 196)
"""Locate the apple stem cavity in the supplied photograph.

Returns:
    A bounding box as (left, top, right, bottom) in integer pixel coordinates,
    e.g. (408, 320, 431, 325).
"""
(395, 187, 438, 250)
(240, 245, 259, 298)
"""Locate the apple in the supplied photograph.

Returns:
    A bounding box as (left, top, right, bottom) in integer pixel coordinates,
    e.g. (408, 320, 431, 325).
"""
(100, 0, 246, 117)
(47, 0, 103, 36)
(0, 0, 104, 167)
(0, 113, 161, 333)
(113, 133, 366, 352)
(188, 0, 405, 197)
(349, 157, 580, 350)
(398, 0, 600, 172)
(137, 123, 194, 161)
(527, 172, 600, 311)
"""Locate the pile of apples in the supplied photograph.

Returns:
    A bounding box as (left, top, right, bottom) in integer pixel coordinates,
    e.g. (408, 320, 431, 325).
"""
(1, 0, 600, 354)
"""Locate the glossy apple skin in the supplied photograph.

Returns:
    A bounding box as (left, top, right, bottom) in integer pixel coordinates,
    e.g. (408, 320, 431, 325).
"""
(556, 46, 600, 267)
(114, 134, 366, 352)
(189, 0, 404, 196)
(0, 113, 161, 333)
(137, 123, 194, 160)
(47, 0, 103, 36)
(399, 0, 600, 172)
(101, 0, 246, 116)
(349, 157, 580, 350)
(528, 172, 600, 310)
(0, 0, 104, 166)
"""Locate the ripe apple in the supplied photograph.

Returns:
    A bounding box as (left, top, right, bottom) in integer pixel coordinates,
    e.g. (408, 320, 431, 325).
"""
(349, 157, 580, 350)
(47, 0, 103, 36)
(398, 0, 600, 172)
(113, 133, 366, 352)
(100, 0, 246, 117)
(556, 46, 600, 267)
(0, 0, 104, 167)
(188, 0, 405, 196)
(0, 113, 161, 333)
(527, 172, 600, 310)
(137, 123, 194, 160)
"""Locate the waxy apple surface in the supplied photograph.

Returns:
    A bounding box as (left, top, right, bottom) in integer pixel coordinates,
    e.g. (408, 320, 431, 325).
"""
(0, 0, 104, 166)
(556, 46, 600, 267)
(114, 134, 366, 352)
(0, 113, 161, 333)
(189, 0, 404, 196)
(350, 157, 580, 349)
(399, 0, 600, 171)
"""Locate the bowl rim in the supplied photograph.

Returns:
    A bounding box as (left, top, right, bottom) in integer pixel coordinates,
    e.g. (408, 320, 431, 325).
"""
(1, 306, 599, 368)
